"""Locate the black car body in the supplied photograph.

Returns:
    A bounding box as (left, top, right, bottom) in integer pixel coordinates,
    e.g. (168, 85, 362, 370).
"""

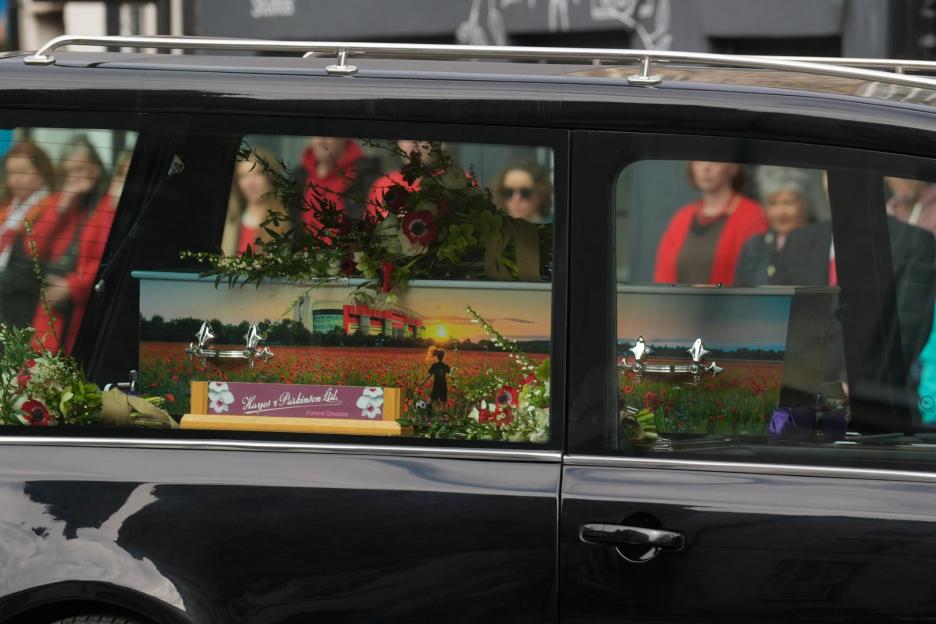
(1, 39, 936, 624)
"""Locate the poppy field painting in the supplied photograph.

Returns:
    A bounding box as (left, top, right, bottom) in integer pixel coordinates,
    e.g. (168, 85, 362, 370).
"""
(617, 288, 807, 437)
(136, 273, 553, 441)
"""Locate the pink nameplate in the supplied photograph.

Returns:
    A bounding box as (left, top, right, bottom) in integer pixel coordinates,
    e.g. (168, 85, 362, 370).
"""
(191, 381, 402, 421)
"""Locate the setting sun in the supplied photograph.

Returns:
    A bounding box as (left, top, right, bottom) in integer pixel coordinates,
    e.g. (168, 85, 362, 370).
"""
(434, 325, 449, 340)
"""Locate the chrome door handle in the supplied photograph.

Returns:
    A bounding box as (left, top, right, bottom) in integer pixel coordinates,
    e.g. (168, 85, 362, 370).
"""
(580, 523, 684, 550)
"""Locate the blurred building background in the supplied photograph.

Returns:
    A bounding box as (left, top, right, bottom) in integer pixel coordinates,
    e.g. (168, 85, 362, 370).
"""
(3, 0, 936, 60)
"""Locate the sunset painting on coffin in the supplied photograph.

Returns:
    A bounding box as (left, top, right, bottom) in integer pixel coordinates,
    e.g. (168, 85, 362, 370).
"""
(136, 273, 552, 415)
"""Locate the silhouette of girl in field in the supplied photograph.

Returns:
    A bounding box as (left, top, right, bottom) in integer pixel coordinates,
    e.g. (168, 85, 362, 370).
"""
(420, 349, 452, 414)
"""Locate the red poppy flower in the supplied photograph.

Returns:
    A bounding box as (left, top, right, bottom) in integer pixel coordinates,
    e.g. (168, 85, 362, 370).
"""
(383, 185, 410, 214)
(520, 373, 537, 387)
(401, 210, 437, 246)
(166, 393, 175, 403)
(16, 370, 30, 390)
(495, 385, 519, 409)
(21, 400, 51, 426)
(623, 385, 634, 394)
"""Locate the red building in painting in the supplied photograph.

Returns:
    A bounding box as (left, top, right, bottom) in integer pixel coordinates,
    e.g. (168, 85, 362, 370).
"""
(342, 302, 423, 338)
(294, 296, 423, 338)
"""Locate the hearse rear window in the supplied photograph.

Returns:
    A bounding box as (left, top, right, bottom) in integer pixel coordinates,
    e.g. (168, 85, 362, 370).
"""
(0, 128, 557, 445)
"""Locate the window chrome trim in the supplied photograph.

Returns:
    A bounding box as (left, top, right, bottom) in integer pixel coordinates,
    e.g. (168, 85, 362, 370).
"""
(564, 454, 936, 483)
(0, 436, 560, 462)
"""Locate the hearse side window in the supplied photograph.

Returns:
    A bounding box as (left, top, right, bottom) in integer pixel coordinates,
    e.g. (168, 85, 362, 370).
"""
(0, 126, 558, 446)
(612, 157, 936, 466)
(0, 127, 135, 353)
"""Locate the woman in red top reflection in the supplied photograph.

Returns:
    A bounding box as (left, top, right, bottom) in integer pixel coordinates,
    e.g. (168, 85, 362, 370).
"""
(24, 137, 114, 352)
(654, 161, 767, 285)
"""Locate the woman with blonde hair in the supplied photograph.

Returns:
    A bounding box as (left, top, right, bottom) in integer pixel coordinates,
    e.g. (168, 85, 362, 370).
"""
(223, 147, 290, 255)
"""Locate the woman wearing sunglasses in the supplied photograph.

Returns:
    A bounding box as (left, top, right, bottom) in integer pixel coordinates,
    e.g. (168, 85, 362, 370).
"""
(483, 160, 554, 283)
(492, 161, 552, 223)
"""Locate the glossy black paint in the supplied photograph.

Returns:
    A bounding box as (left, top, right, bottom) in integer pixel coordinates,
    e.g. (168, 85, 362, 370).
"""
(561, 464, 936, 623)
(0, 444, 559, 623)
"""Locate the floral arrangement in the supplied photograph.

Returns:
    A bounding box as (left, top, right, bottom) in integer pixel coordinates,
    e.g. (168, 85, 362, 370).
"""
(399, 306, 550, 443)
(0, 323, 102, 426)
(182, 142, 550, 299)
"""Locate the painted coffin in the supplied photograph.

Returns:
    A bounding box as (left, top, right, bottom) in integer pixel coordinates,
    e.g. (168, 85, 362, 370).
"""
(616, 285, 840, 437)
(135, 271, 552, 434)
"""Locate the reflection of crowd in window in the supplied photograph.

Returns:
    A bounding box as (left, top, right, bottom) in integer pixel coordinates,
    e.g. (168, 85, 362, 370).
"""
(650, 161, 936, 289)
(647, 161, 936, 411)
(653, 161, 766, 285)
(225, 136, 555, 255)
(0, 135, 130, 353)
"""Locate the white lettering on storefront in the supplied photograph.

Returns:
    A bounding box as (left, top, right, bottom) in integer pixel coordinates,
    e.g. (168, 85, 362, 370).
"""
(250, 0, 296, 19)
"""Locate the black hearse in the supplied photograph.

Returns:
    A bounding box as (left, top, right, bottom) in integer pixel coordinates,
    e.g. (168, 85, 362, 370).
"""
(2, 35, 936, 624)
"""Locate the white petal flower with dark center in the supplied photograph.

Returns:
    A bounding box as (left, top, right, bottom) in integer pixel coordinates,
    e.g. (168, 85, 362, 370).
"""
(208, 382, 235, 413)
(361, 403, 381, 419)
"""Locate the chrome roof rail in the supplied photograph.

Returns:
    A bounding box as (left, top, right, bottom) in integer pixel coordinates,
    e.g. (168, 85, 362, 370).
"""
(21, 34, 936, 91)
(766, 56, 936, 75)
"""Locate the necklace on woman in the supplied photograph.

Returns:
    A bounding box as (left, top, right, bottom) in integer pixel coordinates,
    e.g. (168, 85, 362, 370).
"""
(694, 192, 736, 227)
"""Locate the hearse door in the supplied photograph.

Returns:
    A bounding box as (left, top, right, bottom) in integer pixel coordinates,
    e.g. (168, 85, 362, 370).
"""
(560, 130, 936, 623)
(70, 120, 568, 623)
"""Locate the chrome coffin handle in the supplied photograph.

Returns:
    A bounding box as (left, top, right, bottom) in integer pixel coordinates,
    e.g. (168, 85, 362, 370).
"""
(580, 523, 685, 563)
(185, 321, 273, 368)
(619, 336, 722, 383)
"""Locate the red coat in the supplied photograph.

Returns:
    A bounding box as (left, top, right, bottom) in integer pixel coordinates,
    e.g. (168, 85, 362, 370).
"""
(29, 192, 117, 352)
(300, 140, 364, 232)
(654, 195, 767, 285)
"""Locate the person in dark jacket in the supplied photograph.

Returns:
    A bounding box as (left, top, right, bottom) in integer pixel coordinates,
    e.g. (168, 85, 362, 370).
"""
(735, 166, 815, 286)
(778, 215, 936, 386)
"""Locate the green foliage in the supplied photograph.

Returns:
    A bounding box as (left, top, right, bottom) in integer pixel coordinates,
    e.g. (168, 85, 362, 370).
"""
(181, 140, 551, 298)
